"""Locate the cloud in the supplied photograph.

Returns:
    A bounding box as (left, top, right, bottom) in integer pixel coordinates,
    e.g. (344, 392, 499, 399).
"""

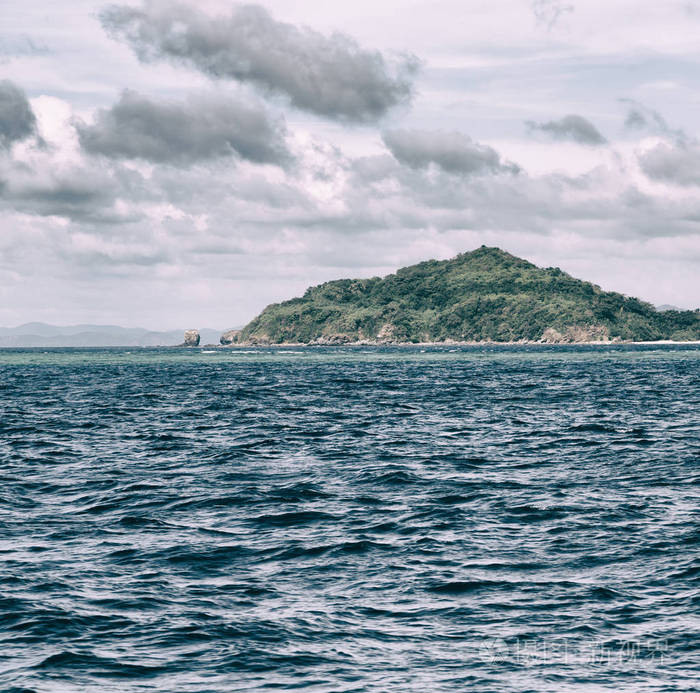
(0, 80, 38, 148)
(620, 100, 686, 141)
(0, 35, 50, 58)
(382, 129, 519, 176)
(621, 100, 670, 133)
(625, 103, 700, 186)
(624, 109, 648, 130)
(76, 90, 290, 166)
(100, 2, 417, 123)
(532, 0, 574, 29)
(638, 140, 700, 187)
(3, 113, 700, 326)
(0, 158, 148, 223)
(526, 114, 607, 145)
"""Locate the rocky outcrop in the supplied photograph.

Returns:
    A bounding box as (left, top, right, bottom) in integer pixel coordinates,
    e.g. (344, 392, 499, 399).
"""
(220, 329, 241, 345)
(246, 335, 272, 346)
(309, 333, 353, 345)
(376, 323, 398, 343)
(183, 329, 200, 347)
(540, 325, 610, 343)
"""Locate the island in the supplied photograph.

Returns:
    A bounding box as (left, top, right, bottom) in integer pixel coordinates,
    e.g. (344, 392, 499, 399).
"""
(222, 247, 700, 345)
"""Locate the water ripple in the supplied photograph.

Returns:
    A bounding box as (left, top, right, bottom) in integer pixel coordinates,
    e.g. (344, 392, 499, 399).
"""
(0, 344, 698, 691)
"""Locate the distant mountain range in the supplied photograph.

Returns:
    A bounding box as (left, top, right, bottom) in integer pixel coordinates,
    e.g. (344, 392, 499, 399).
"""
(0, 324, 227, 347)
(232, 247, 700, 344)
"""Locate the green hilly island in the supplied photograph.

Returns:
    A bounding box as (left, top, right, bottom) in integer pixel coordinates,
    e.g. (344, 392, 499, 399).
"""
(223, 247, 699, 345)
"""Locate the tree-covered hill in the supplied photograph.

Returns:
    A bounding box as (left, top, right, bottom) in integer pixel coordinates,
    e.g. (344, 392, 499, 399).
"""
(227, 247, 699, 344)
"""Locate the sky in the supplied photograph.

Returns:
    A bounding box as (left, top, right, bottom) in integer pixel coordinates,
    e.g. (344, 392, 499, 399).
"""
(1, 0, 700, 328)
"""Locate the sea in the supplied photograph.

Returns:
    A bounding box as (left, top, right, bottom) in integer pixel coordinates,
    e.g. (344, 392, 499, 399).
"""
(1, 344, 698, 692)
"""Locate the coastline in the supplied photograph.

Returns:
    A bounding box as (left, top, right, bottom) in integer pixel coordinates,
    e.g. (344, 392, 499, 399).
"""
(218, 339, 700, 348)
(2, 340, 698, 349)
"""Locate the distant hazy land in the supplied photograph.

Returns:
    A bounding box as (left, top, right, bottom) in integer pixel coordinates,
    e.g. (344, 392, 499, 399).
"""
(0, 324, 226, 348)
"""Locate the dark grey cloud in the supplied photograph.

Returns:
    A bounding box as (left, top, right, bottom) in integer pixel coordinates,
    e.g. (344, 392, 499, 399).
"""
(638, 140, 700, 187)
(382, 129, 519, 176)
(0, 153, 151, 223)
(100, 2, 417, 123)
(620, 100, 686, 140)
(526, 114, 607, 145)
(11, 188, 127, 223)
(0, 80, 37, 148)
(77, 90, 289, 166)
(622, 100, 670, 133)
(624, 109, 648, 130)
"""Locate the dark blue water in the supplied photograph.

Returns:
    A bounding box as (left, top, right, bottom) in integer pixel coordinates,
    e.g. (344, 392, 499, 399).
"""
(1, 345, 698, 692)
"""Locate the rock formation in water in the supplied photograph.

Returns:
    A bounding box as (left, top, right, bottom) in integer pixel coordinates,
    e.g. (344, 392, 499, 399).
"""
(223, 247, 700, 345)
(182, 329, 200, 347)
(219, 329, 241, 345)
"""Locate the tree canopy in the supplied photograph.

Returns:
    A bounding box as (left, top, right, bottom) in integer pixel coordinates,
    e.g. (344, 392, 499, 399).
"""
(235, 247, 700, 344)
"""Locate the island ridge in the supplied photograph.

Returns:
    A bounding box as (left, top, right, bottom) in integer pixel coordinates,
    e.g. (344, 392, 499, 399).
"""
(220, 247, 700, 345)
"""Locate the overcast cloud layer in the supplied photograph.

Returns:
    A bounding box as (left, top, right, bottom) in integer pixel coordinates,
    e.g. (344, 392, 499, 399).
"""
(1, 0, 699, 327)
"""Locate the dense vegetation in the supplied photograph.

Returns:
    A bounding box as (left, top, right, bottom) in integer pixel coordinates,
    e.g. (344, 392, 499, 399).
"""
(235, 247, 700, 344)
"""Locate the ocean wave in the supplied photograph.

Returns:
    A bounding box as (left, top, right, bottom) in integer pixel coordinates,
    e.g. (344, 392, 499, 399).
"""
(0, 344, 697, 690)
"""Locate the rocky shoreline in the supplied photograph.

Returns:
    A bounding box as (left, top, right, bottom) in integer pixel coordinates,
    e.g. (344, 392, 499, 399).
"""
(217, 323, 623, 347)
(181, 328, 700, 349)
(215, 338, 700, 347)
